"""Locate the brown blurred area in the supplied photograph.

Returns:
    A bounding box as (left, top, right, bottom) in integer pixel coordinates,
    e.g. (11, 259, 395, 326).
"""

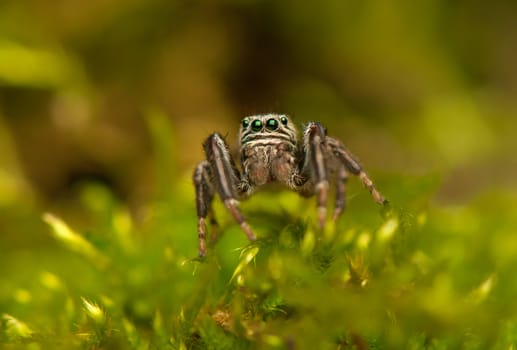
(1, 0, 517, 210)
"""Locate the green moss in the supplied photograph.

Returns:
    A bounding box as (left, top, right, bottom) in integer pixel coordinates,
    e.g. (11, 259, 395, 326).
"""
(2, 116, 517, 349)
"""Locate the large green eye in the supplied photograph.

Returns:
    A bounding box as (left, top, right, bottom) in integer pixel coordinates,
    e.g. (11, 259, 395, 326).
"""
(280, 116, 288, 125)
(251, 119, 263, 132)
(266, 118, 278, 131)
(242, 118, 250, 128)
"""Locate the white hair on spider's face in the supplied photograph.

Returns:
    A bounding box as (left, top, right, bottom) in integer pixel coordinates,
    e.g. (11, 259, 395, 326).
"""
(238, 114, 298, 148)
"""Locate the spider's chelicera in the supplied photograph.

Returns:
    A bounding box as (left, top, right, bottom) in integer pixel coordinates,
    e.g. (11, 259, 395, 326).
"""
(193, 114, 386, 256)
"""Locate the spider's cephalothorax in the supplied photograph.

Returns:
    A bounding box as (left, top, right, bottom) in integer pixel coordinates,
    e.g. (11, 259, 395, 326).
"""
(193, 114, 386, 256)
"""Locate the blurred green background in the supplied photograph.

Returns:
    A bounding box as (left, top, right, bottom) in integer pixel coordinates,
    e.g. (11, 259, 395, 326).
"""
(1, 0, 517, 348)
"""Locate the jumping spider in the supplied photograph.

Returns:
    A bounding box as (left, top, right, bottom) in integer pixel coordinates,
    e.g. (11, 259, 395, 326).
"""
(193, 114, 386, 256)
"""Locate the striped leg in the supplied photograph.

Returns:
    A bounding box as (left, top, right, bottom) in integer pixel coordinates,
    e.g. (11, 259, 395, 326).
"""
(203, 133, 255, 242)
(328, 138, 386, 205)
(303, 122, 330, 228)
(333, 164, 348, 221)
(207, 208, 220, 244)
(193, 161, 215, 257)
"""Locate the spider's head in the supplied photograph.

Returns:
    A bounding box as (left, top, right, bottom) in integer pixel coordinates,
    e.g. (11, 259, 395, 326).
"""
(239, 114, 298, 146)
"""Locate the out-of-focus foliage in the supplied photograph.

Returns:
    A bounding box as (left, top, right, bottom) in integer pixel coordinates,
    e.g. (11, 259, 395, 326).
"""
(1, 0, 517, 349)
(1, 116, 516, 348)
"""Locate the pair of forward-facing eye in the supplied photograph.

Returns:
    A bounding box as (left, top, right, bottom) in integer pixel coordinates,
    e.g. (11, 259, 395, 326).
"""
(242, 116, 288, 132)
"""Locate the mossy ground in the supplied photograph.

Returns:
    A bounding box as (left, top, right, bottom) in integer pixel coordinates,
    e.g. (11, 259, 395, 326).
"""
(1, 2, 517, 348)
(2, 119, 517, 349)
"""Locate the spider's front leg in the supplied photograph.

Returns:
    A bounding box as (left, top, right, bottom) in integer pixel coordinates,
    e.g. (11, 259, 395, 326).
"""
(193, 161, 215, 257)
(302, 122, 386, 228)
(302, 123, 331, 228)
(193, 133, 255, 257)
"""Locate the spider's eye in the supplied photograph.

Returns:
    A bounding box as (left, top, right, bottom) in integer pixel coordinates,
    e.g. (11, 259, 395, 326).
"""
(266, 118, 279, 131)
(280, 116, 288, 125)
(251, 119, 263, 132)
(242, 118, 250, 128)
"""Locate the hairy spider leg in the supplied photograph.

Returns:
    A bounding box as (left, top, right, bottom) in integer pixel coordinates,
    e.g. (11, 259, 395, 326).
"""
(303, 122, 330, 228)
(193, 161, 215, 256)
(203, 133, 256, 253)
(207, 208, 219, 244)
(195, 115, 386, 256)
(333, 165, 348, 221)
(328, 138, 386, 205)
